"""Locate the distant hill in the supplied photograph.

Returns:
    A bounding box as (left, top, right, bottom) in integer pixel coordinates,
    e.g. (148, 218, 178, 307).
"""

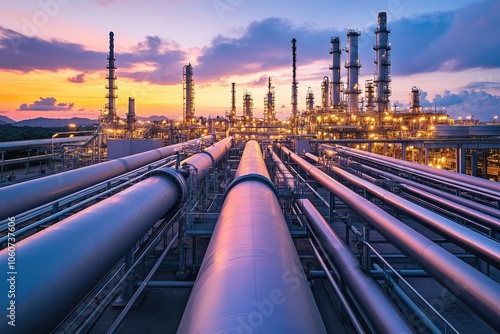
(0, 115, 16, 124)
(137, 115, 170, 122)
(14, 117, 97, 127)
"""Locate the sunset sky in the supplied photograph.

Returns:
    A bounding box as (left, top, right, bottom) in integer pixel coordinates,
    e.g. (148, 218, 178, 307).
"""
(1, 0, 499, 122)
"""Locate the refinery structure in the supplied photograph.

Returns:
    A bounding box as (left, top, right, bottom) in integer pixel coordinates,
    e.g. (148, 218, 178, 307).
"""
(1, 11, 500, 334)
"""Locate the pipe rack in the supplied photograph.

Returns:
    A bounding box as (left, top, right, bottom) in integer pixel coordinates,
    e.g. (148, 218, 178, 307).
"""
(178, 140, 326, 333)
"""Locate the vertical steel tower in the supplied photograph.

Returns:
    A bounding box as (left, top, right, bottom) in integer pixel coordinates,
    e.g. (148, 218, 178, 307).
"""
(410, 86, 421, 114)
(321, 76, 330, 109)
(105, 31, 117, 124)
(374, 12, 391, 113)
(345, 29, 361, 113)
(183, 63, 195, 123)
(243, 91, 253, 122)
(264, 77, 275, 125)
(365, 80, 375, 113)
(329, 36, 342, 108)
(230, 82, 236, 122)
(291, 38, 298, 125)
(306, 87, 314, 113)
(126, 97, 136, 133)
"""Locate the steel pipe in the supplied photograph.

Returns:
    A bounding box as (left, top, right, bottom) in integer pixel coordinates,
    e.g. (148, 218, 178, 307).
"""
(272, 151, 413, 334)
(331, 145, 500, 197)
(315, 153, 500, 267)
(360, 164, 500, 223)
(181, 136, 232, 182)
(0, 136, 212, 219)
(279, 144, 500, 331)
(0, 137, 230, 334)
(178, 141, 326, 333)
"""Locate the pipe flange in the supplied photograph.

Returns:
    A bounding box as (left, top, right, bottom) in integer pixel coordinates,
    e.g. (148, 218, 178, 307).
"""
(226, 173, 278, 198)
(144, 167, 187, 205)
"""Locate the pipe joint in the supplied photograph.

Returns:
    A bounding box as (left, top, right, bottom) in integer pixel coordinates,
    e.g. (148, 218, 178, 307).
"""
(144, 167, 187, 205)
(226, 173, 278, 198)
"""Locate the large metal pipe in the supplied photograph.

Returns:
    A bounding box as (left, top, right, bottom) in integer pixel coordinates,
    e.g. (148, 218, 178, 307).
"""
(178, 141, 326, 333)
(0, 136, 211, 219)
(271, 151, 413, 334)
(0, 137, 230, 334)
(314, 153, 500, 267)
(361, 164, 500, 221)
(181, 136, 232, 182)
(279, 144, 500, 331)
(333, 145, 500, 196)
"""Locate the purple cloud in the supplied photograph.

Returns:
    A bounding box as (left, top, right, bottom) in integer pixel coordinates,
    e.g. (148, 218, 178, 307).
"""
(17, 97, 75, 111)
(67, 73, 86, 84)
(0, 27, 186, 84)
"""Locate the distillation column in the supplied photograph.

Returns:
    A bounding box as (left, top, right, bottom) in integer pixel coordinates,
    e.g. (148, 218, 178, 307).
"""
(183, 63, 195, 123)
(243, 90, 253, 122)
(291, 38, 298, 131)
(105, 31, 118, 124)
(126, 97, 136, 133)
(345, 29, 361, 113)
(374, 12, 391, 113)
(410, 86, 421, 113)
(321, 76, 330, 110)
(329, 36, 342, 108)
(230, 82, 236, 122)
(365, 80, 375, 113)
(264, 77, 275, 125)
(306, 87, 315, 113)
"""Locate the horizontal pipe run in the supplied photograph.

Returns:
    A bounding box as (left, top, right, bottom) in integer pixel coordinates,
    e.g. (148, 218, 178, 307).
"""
(315, 153, 500, 267)
(272, 150, 413, 334)
(180, 136, 232, 182)
(136, 281, 195, 288)
(307, 238, 366, 333)
(372, 264, 443, 334)
(0, 136, 212, 219)
(402, 184, 500, 232)
(359, 163, 500, 223)
(279, 144, 500, 331)
(0, 137, 229, 334)
(178, 141, 326, 334)
(309, 270, 430, 278)
(332, 145, 500, 199)
(0, 174, 180, 334)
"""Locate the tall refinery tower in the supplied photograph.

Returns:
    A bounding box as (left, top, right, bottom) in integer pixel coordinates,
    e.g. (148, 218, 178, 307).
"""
(329, 36, 342, 108)
(374, 12, 391, 113)
(105, 32, 118, 124)
(264, 77, 276, 125)
(183, 63, 195, 123)
(291, 38, 298, 129)
(345, 29, 361, 113)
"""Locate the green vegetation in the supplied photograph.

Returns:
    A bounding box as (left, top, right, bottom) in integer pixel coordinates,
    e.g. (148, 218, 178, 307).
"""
(0, 124, 68, 142)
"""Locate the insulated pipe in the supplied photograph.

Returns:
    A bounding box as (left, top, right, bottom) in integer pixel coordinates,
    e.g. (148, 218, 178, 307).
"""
(401, 184, 500, 232)
(178, 141, 326, 333)
(361, 164, 500, 221)
(0, 137, 229, 334)
(315, 153, 500, 267)
(332, 145, 500, 196)
(271, 151, 413, 334)
(279, 144, 500, 331)
(181, 136, 232, 182)
(0, 136, 212, 219)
